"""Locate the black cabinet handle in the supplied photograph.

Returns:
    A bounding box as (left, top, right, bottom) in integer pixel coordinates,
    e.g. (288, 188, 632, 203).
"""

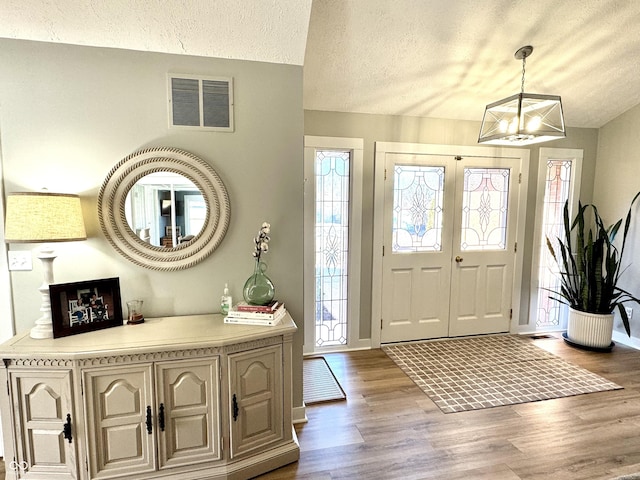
(146, 406, 152, 434)
(159, 403, 165, 432)
(232, 394, 239, 421)
(63, 413, 72, 443)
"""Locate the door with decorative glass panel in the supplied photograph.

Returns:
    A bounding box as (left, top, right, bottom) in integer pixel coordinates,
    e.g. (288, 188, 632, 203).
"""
(381, 153, 519, 342)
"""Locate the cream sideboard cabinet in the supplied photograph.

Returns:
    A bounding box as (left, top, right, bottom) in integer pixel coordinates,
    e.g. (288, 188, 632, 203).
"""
(0, 313, 299, 480)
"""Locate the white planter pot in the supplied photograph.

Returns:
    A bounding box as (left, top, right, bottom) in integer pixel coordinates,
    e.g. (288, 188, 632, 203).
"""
(567, 308, 614, 349)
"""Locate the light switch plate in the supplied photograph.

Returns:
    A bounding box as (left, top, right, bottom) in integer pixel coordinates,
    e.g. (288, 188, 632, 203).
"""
(8, 251, 33, 271)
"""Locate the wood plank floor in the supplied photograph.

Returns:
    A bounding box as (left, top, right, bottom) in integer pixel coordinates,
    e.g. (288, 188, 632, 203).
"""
(258, 335, 640, 480)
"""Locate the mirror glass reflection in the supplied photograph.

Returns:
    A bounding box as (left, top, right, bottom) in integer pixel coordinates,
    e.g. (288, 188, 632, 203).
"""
(125, 172, 207, 248)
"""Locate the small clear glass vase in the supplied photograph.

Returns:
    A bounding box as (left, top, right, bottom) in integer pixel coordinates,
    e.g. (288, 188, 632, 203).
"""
(243, 261, 276, 305)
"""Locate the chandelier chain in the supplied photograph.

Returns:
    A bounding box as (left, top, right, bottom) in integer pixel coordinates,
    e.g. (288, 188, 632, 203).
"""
(521, 56, 526, 94)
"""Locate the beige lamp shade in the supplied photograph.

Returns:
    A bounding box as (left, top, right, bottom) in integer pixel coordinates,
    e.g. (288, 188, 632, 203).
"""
(4, 192, 87, 243)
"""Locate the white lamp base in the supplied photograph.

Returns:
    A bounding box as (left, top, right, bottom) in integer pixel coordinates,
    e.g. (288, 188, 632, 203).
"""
(30, 322, 53, 339)
(30, 247, 56, 339)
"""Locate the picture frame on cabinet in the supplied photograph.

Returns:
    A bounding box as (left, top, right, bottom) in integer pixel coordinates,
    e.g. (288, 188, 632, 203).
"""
(165, 225, 181, 237)
(50, 277, 123, 338)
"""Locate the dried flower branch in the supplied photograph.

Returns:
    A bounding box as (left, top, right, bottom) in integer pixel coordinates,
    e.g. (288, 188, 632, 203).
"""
(252, 222, 271, 263)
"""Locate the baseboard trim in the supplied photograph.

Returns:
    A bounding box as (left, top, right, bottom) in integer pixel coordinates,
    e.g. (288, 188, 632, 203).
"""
(612, 331, 640, 350)
(304, 340, 372, 356)
(292, 404, 307, 424)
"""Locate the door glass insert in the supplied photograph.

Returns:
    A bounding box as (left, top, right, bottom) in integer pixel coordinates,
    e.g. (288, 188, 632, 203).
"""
(315, 150, 350, 347)
(392, 165, 445, 253)
(461, 168, 510, 251)
(536, 159, 572, 328)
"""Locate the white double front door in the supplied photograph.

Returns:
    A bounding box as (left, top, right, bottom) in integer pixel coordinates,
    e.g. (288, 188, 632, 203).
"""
(378, 145, 523, 343)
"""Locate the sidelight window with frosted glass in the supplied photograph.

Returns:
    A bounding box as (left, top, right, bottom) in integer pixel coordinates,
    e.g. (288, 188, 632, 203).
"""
(314, 150, 350, 347)
(536, 159, 572, 327)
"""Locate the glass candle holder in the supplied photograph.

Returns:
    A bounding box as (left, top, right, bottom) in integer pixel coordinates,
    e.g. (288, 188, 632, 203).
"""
(126, 300, 145, 324)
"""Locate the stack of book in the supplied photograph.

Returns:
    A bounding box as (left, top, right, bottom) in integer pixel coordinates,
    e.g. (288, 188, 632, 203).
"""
(224, 301, 286, 326)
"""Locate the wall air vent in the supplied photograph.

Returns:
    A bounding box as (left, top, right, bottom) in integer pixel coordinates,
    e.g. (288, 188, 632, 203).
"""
(168, 74, 234, 132)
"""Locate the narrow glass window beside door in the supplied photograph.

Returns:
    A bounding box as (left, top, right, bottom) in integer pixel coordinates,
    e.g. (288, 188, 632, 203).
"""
(536, 159, 573, 328)
(315, 151, 350, 347)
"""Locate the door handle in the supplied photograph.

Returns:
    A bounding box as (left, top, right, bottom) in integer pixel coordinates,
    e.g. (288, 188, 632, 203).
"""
(159, 403, 165, 432)
(233, 394, 239, 421)
(146, 406, 152, 434)
(455, 256, 463, 263)
(63, 413, 72, 443)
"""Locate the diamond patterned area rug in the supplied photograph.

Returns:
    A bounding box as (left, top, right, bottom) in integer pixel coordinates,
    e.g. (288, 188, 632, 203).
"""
(383, 335, 622, 413)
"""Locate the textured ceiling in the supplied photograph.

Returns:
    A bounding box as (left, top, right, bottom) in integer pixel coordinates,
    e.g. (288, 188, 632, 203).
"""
(0, 0, 313, 65)
(2, 0, 640, 128)
(304, 0, 640, 128)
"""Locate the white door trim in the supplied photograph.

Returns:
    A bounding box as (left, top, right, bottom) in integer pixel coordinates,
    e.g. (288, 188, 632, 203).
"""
(372, 142, 529, 347)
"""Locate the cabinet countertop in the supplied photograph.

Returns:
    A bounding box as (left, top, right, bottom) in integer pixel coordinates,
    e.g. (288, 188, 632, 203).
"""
(0, 313, 297, 360)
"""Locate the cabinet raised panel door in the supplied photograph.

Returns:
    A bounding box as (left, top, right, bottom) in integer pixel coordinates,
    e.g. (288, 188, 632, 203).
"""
(228, 345, 284, 458)
(9, 369, 78, 479)
(83, 364, 156, 479)
(155, 357, 221, 469)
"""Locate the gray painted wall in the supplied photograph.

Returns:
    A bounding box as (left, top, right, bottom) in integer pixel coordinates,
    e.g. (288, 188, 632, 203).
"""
(0, 39, 305, 406)
(304, 110, 599, 337)
(595, 103, 640, 337)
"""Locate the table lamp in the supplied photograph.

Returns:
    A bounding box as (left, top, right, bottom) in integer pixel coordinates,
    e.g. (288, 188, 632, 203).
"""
(4, 192, 87, 339)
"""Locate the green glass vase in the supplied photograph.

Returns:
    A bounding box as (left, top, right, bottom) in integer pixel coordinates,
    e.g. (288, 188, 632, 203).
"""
(243, 261, 276, 305)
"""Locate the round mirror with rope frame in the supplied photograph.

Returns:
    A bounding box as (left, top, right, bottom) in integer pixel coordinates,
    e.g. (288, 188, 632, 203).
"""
(98, 147, 230, 271)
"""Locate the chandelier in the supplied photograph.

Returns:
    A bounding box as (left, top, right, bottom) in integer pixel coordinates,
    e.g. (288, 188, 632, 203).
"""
(478, 45, 566, 146)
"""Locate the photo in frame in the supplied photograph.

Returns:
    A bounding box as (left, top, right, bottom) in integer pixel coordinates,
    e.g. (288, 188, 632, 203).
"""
(165, 225, 181, 237)
(50, 277, 123, 338)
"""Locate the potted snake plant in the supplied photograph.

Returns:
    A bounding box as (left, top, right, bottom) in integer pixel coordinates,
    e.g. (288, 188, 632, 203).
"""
(546, 191, 640, 349)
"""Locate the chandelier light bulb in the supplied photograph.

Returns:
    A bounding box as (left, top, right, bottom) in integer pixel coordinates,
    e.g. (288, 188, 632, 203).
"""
(508, 117, 519, 134)
(527, 116, 542, 132)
